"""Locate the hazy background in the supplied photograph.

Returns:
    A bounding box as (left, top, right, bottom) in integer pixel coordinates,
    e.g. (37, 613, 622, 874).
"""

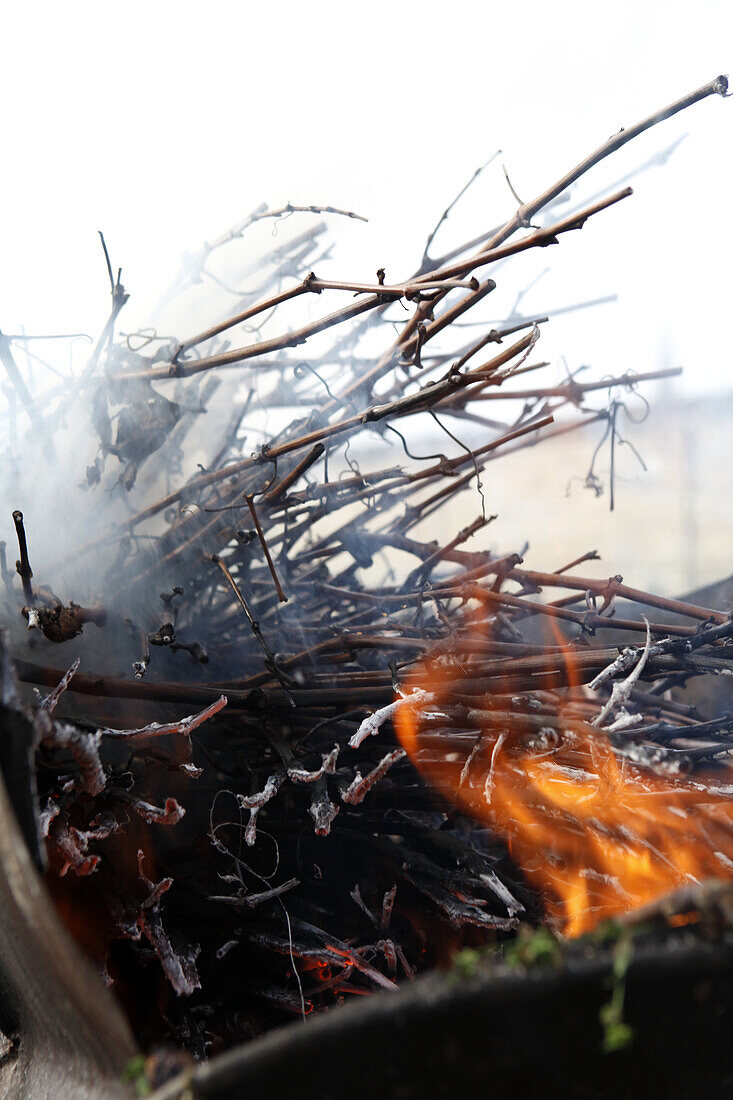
(1, 1, 731, 596)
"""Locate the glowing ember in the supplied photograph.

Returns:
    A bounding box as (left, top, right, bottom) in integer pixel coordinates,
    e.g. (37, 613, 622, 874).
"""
(395, 636, 733, 937)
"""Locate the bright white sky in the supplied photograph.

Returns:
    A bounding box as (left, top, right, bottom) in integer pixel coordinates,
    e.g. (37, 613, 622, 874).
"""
(1, 1, 731, 394)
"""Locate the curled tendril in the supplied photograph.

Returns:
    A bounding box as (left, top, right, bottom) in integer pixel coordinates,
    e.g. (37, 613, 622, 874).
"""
(428, 409, 487, 521)
(293, 360, 342, 404)
(124, 329, 166, 352)
(384, 423, 448, 465)
(342, 436, 360, 477)
(569, 397, 648, 507)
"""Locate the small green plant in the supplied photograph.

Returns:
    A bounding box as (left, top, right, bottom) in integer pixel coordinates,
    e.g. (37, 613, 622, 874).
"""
(504, 925, 561, 969)
(589, 918, 625, 946)
(449, 925, 563, 982)
(599, 930, 634, 1053)
(450, 946, 488, 980)
(122, 1054, 151, 1097)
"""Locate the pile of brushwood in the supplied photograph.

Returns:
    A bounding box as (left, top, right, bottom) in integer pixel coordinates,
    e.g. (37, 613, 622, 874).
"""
(0, 75, 731, 1060)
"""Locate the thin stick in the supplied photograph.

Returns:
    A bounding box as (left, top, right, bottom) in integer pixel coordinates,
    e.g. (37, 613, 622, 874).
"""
(12, 510, 34, 605)
(211, 554, 294, 702)
(467, 366, 683, 402)
(245, 494, 288, 603)
(509, 568, 728, 624)
(264, 443, 325, 502)
(477, 75, 728, 258)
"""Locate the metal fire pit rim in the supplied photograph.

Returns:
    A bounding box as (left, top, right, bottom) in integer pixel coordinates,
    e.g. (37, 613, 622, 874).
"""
(150, 925, 733, 1099)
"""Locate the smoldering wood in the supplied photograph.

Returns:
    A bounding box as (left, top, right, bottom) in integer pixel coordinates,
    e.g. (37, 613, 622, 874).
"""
(145, 909, 733, 1100)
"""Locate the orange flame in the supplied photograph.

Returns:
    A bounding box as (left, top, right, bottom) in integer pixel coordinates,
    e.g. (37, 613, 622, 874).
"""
(395, 624, 733, 937)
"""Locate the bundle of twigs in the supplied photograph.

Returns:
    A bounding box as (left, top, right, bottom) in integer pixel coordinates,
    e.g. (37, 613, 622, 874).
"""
(0, 75, 730, 1059)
